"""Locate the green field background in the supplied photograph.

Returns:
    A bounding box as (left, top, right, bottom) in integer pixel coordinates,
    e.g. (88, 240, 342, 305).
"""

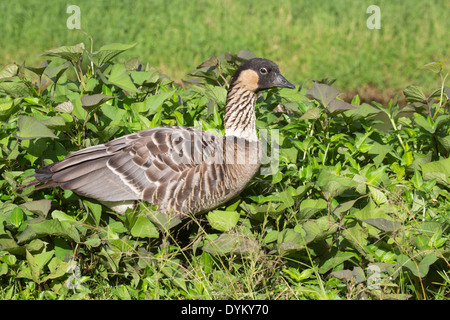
(1, 0, 449, 100)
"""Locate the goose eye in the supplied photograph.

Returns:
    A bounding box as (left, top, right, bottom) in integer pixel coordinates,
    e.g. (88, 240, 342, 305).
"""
(259, 68, 268, 74)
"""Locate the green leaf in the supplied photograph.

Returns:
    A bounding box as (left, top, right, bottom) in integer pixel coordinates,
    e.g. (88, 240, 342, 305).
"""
(396, 253, 438, 278)
(420, 61, 443, 74)
(202, 232, 258, 255)
(412, 169, 423, 189)
(41, 43, 85, 62)
(343, 103, 380, 122)
(84, 200, 102, 226)
(88, 42, 137, 67)
(207, 210, 240, 232)
(51, 210, 77, 223)
(0, 63, 19, 79)
(327, 99, 357, 115)
(404, 85, 427, 102)
(0, 100, 20, 121)
(9, 207, 24, 228)
(17, 219, 80, 243)
(361, 218, 401, 233)
(25, 60, 50, 77)
(80, 94, 115, 111)
(414, 113, 434, 133)
(107, 63, 138, 93)
(319, 251, 356, 274)
(330, 267, 365, 283)
(0, 81, 32, 98)
(306, 82, 339, 107)
(316, 169, 359, 200)
(44, 61, 70, 83)
(368, 186, 388, 205)
(421, 157, 450, 184)
(20, 199, 52, 217)
(302, 216, 338, 244)
(277, 228, 305, 253)
(299, 198, 328, 219)
(300, 107, 321, 120)
(16, 116, 58, 140)
(144, 91, 173, 115)
(130, 216, 159, 239)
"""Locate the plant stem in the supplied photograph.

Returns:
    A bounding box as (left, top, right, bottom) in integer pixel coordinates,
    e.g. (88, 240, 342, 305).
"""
(432, 72, 449, 121)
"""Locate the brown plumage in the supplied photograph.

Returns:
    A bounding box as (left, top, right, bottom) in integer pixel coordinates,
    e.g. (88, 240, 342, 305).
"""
(26, 58, 295, 217)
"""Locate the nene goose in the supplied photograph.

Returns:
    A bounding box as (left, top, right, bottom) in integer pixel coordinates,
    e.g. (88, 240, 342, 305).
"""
(27, 58, 295, 217)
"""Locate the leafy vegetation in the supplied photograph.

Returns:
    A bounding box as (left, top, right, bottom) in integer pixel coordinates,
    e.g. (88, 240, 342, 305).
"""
(0, 39, 449, 300)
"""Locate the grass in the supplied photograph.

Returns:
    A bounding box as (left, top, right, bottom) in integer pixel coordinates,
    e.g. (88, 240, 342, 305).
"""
(2, 0, 450, 99)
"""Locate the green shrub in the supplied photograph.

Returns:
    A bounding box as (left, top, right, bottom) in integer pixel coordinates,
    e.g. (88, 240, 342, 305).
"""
(0, 39, 449, 300)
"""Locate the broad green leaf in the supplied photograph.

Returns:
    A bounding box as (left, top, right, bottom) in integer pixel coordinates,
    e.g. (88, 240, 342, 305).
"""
(328, 99, 357, 115)
(237, 50, 257, 60)
(316, 169, 359, 200)
(437, 135, 450, 152)
(302, 216, 338, 244)
(25, 60, 50, 77)
(107, 63, 138, 93)
(9, 207, 24, 228)
(51, 210, 77, 223)
(54, 238, 73, 261)
(44, 256, 69, 281)
(144, 91, 173, 114)
(144, 205, 181, 230)
(207, 210, 240, 232)
(25, 250, 40, 281)
(420, 61, 443, 74)
(54, 100, 74, 113)
(0, 100, 20, 121)
(205, 85, 227, 105)
(361, 218, 401, 233)
(16, 116, 58, 140)
(203, 232, 258, 255)
(88, 42, 137, 67)
(41, 116, 67, 130)
(343, 103, 380, 122)
(263, 230, 279, 244)
(33, 250, 55, 271)
(412, 168, 423, 188)
(299, 198, 328, 219)
(300, 107, 321, 120)
(330, 267, 365, 283)
(17, 218, 80, 243)
(414, 113, 434, 133)
(396, 253, 438, 278)
(44, 61, 70, 83)
(0, 63, 19, 79)
(277, 228, 305, 253)
(421, 157, 450, 184)
(319, 251, 356, 274)
(354, 200, 392, 221)
(41, 43, 85, 62)
(0, 81, 32, 98)
(306, 82, 339, 107)
(84, 200, 102, 226)
(80, 94, 115, 111)
(368, 186, 388, 205)
(130, 216, 159, 239)
(404, 85, 426, 102)
(342, 224, 368, 256)
(130, 71, 157, 85)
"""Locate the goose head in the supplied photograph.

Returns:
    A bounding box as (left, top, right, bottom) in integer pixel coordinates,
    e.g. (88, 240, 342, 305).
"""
(230, 58, 295, 93)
